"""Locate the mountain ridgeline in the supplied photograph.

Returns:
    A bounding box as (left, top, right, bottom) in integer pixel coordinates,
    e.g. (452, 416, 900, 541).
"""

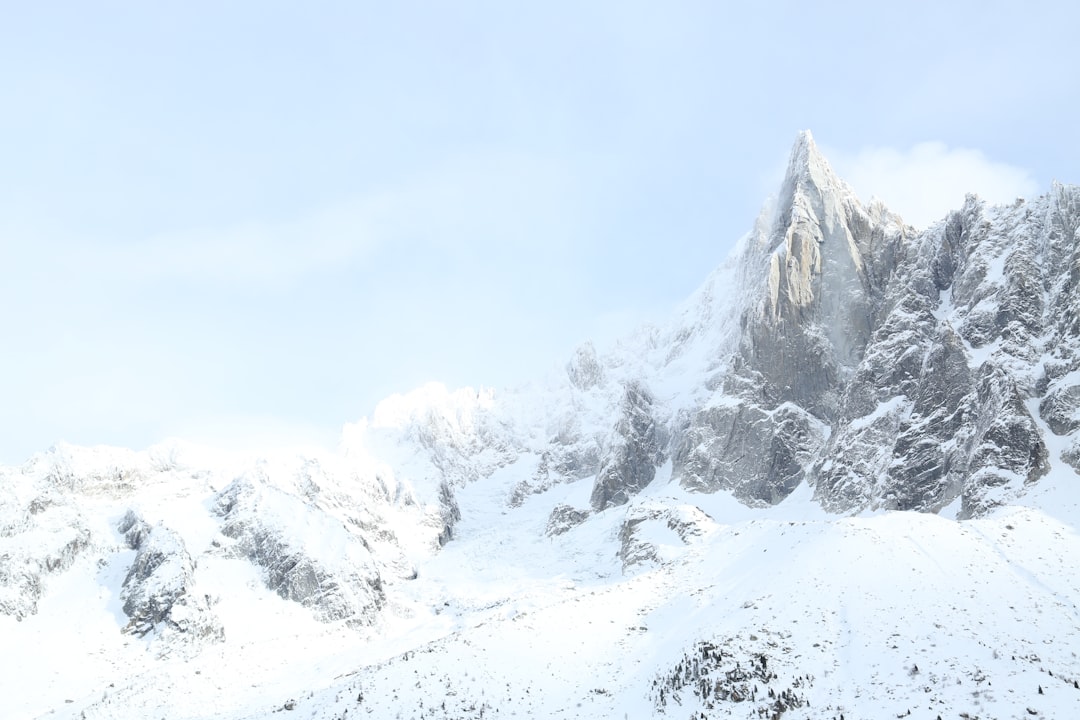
(684, 132, 1078, 518)
(408, 130, 1080, 526)
(667, 131, 1076, 518)
(2, 131, 1078, 646)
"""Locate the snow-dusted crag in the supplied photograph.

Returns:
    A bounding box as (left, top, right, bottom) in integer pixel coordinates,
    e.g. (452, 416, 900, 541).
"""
(809, 169, 1080, 517)
(116, 510, 222, 644)
(0, 442, 446, 648)
(663, 133, 1076, 518)
(366, 132, 1079, 521)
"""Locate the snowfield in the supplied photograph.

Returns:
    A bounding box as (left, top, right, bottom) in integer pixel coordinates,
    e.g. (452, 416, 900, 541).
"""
(3, 448, 1079, 719)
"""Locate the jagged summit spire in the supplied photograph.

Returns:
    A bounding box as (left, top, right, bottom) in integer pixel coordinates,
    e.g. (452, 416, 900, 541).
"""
(773, 130, 908, 237)
(748, 129, 906, 414)
(787, 129, 818, 170)
(778, 130, 845, 208)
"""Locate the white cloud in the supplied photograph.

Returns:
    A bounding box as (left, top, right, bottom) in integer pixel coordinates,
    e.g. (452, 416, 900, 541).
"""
(827, 142, 1039, 228)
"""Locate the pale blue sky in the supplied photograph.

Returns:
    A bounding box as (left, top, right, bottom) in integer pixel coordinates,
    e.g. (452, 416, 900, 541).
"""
(2, 1, 1077, 462)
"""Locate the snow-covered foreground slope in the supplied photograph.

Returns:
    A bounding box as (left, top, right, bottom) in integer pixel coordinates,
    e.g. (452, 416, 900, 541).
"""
(7, 455, 1080, 719)
(308, 496, 1080, 720)
(0, 440, 451, 719)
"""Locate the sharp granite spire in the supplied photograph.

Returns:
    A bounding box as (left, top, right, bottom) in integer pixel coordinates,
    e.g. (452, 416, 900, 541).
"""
(665, 133, 910, 506)
(774, 129, 850, 225)
(750, 132, 907, 412)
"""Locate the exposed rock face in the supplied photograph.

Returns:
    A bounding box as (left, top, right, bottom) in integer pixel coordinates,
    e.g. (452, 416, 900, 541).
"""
(810, 184, 1073, 516)
(213, 475, 387, 626)
(673, 400, 826, 506)
(118, 511, 224, 645)
(545, 504, 590, 536)
(664, 133, 1076, 517)
(436, 479, 462, 545)
(668, 132, 907, 507)
(0, 481, 91, 621)
(744, 131, 904, 421)
(590, 381, 668, 511)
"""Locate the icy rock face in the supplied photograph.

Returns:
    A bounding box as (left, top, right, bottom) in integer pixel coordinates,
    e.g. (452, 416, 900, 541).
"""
(510, 438, 601, 508)
(567, 341, 605, 390)
(212, 473, 387, 626)
(660, 133, 1077, 517)
(509, 373, 607, 507)
(672, 400, 826, 506)
(344, 383, 531, 540)
(435, 479, 462, 545)
(590, 381, 668, 511)
(1034, 185, 1080, 472)
(118, 511, 224, 644)
(374, 385, 524, 489)
(813, 186, 1077, 516)
(2, 440, 442, 651)
(0, 508, 91, 620)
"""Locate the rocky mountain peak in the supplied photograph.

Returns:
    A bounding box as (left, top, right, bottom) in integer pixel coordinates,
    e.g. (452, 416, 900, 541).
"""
(775, 129, 845, 215)
(762, 132, 894, 331)
(668, 134, 1077, 518)
(730, 134, 909, 426)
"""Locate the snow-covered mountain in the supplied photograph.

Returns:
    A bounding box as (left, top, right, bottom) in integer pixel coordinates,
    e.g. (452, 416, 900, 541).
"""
(4, 132, 1080, 719)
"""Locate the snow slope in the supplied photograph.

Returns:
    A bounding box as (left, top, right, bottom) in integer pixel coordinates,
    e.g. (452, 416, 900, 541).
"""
(6, 449, 1079, 719)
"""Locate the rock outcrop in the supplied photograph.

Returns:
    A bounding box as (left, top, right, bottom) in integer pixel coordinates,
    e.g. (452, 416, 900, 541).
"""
(617, 502, 715, 571)
(118, 511, 224, 646)
(0, 472, 91, 621)
(212, 473, 388, 626)
(590, 381, 668, 511)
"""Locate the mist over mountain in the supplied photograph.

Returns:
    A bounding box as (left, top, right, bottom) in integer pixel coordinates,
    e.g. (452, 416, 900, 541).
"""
(3, 132, 1079, 719)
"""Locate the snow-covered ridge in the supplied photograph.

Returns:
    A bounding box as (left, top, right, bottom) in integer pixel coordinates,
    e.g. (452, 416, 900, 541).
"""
(0, 440, 448, 655)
